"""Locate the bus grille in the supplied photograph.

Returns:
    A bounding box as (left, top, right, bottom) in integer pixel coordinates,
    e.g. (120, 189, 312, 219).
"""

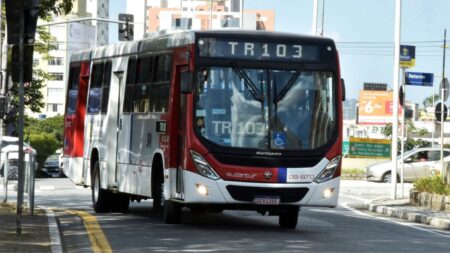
(226, 186, 309, 203)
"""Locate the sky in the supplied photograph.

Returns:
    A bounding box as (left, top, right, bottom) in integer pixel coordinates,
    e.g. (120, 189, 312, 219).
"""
(110, 0, 450, 106)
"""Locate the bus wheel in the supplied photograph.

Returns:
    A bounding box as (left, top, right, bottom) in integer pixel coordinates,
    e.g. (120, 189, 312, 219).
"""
(92, 160, 111, 213)
(164, 200, 181, 224)
(111, 193, 130, 213)
(279, 207, 299, 229)
(152, 168, 164, 213)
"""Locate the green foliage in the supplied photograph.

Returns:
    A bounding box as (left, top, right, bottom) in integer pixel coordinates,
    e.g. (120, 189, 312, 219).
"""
(3, 1, 73, 128)
(381, 123, 392, 138)
(28, 133, 60, 170)
(25, 116, 64, 146)
(342, 168, 364, 175)
(414, 175, 450, 195)
(422, 94, 440, 109)
(40, 0, 74, 17)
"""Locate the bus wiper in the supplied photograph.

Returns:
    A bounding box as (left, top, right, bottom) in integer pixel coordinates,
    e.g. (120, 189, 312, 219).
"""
(274, 69, 302, 103)
(231, 62, 264, 102)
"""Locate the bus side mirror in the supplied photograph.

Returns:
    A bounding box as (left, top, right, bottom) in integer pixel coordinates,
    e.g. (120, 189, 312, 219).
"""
(341, 78, 346, 101)
(181, 71, 193, 94)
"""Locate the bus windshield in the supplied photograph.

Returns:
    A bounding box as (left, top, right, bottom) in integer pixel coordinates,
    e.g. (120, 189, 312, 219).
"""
(194, 65, 337, 151)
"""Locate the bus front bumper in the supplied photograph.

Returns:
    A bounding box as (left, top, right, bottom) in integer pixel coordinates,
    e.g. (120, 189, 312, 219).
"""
(180, 170, 340, 208)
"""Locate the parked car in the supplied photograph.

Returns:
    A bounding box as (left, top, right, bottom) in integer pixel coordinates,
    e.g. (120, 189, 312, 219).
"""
(41, 154, 62, 178)
(0, 136, 37, 180)
(365, 148, 450, 183)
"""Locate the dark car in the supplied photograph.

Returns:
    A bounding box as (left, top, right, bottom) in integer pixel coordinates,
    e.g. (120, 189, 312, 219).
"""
(41, 155, 61, 178)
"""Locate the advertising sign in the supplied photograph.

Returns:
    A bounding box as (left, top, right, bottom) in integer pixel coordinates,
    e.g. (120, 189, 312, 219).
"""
(67, 22, 96, 51)
(358, 90, 402, 125)
(349, 137, 391, 158)
(400, 45, 416, 68)
(405, 72, 434, 86)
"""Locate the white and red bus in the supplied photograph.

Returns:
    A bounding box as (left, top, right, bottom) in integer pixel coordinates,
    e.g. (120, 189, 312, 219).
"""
(63, 30, 344, 228)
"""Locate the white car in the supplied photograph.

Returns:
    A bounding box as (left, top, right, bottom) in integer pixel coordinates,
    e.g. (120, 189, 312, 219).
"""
(0, 136, 37, 180)
(365, 148, 450, 182)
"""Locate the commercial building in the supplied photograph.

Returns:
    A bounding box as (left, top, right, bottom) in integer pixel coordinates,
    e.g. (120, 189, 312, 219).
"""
(126, 0, 275, 40)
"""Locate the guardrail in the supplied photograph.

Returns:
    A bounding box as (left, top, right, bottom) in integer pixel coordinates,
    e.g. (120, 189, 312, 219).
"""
(2, 151, 36, 214)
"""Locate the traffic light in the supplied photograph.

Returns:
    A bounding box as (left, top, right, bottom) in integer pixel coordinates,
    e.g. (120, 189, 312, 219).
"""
(11, 45, 34, 83)
(119, 14, 134, 41)
(5, 0, 40, 45)
(5, 0, 41, 83)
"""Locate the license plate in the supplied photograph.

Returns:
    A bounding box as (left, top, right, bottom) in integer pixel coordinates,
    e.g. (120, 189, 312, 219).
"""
(253, 196, 280, 205)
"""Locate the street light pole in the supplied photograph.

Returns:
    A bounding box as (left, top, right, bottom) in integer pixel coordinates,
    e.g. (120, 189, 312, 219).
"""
(391, 0, 402, 199)
(441, 29, 446, 180)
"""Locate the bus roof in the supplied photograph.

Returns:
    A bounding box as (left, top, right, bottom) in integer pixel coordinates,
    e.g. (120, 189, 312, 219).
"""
(69, 30, 336, 62)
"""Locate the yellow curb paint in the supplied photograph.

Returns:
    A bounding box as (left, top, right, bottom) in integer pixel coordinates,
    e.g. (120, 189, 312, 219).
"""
(67, 210, 113, 253)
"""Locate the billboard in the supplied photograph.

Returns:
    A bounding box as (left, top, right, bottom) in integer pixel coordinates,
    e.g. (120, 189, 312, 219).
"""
(67, 22, 96, 52)
(358, 90, 401, 125)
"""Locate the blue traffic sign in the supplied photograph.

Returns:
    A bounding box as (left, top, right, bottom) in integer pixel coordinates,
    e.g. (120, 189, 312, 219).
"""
(405, 72, 434, 86)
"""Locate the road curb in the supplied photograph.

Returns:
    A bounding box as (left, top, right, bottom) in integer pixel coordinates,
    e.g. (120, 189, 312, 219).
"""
(367, 203, 450, 230)
(44, 208, 63, 253)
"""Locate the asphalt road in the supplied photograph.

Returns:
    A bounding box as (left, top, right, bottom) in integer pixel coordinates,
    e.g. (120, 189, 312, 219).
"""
(4, 178, 450, 252)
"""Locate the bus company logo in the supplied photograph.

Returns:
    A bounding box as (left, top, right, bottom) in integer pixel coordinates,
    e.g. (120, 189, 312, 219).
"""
(255, 151, 282, 156)
(264, 171, 273, 180)
(226, 172, 257, 179)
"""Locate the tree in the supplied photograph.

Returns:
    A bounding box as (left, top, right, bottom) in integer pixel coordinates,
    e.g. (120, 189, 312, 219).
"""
(25, 115, 64, 146)
(422, 94, 440, 109)
(4, 1, 73, 134)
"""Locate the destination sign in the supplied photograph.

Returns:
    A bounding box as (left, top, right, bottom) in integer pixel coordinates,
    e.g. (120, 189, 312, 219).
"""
(197, 38, 327, 62)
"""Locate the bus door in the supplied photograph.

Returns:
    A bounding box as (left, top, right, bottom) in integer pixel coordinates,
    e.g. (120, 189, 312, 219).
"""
(175, 66, 189, 194)
(113, 72, 124, 183)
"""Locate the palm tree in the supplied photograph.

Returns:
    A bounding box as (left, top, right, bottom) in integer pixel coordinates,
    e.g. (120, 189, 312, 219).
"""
(422, 94, 440, 109)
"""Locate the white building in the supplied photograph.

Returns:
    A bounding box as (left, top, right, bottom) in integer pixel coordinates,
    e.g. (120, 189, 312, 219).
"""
(31, 0, 107, 118)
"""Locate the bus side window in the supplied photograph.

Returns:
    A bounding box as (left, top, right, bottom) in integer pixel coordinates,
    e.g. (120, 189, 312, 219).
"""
(101, 61, 112, 114)
(150, 54, 172, 112)
(133, 55, 153, 113)
(87, 62, 104, 114)
(65, 66, 81, 115)
(123, 57, 137, 113)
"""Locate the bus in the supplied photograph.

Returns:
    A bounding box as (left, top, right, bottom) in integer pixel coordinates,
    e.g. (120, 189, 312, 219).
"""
(63, 30, 344, 228)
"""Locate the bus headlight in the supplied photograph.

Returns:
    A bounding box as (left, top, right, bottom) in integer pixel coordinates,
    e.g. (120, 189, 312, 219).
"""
(314, 156, 341, 183)
(190, 151, 220, 180)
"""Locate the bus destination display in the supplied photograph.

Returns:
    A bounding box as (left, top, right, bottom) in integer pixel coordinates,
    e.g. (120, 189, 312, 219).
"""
(198, 37, 326, 62)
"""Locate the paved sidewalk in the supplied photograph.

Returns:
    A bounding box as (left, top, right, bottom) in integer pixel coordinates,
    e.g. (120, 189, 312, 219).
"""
(366, 198, 450, 230)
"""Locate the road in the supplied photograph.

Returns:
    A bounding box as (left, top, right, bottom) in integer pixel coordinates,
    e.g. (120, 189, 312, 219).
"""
(2, 178, 450, 252)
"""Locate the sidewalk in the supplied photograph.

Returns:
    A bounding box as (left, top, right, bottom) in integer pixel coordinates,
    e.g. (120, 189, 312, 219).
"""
(0, 179, 61, 253)
(366, 198, 450, 230)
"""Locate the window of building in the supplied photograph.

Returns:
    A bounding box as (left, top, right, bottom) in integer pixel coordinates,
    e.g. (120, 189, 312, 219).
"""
(48, 88, 64, 98)
(47, 103, 59, 112)
(49, 72, 64, 81)
(48, 57, 64, 66)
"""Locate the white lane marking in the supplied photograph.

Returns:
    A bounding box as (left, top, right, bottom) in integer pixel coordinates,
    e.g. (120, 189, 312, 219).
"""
(339, 193, 375, 204)
(40, 185, 56, 190)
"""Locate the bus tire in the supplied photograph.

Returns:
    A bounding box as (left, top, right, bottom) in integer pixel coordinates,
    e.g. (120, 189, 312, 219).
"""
(92, 160, 111, 213)
(152, 161, 164, 213)
(164, 200, 181, 224)
(111, 193, 130, 213)
(279, 207, 299, 229)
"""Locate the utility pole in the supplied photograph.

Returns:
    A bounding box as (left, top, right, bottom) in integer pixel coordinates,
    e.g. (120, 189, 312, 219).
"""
(391, 0, 402, 199)
(441, 29, 447, 182)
